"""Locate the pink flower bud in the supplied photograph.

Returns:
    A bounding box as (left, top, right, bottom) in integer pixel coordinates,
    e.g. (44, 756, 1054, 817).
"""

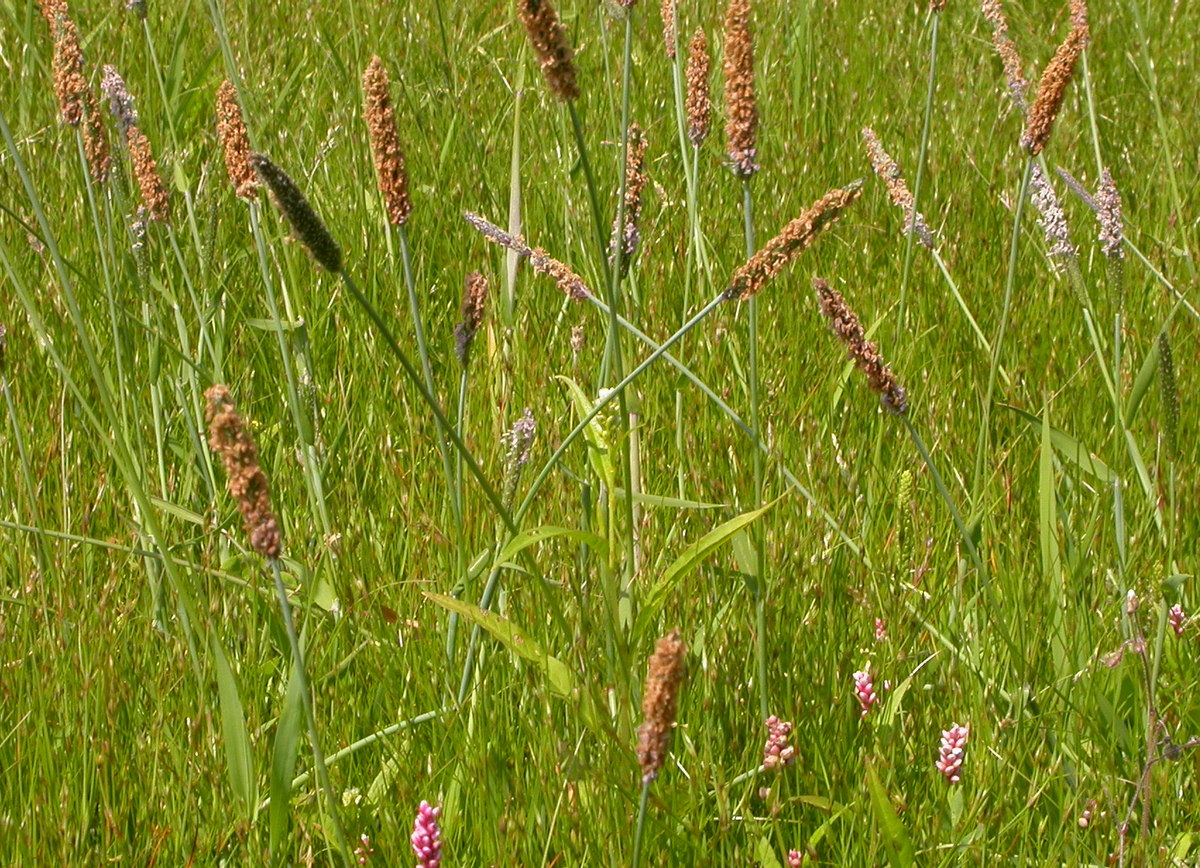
(936, 723, 969, 784)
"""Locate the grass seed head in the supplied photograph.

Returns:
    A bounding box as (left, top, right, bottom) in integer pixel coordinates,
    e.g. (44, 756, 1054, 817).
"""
(126, 125, 170, 223)
(204, 384, 283, 560)
(465, 212, 589, 300)
(49, 8, 87, 126)
(1028, 162, 1076, 265)
(1159, 331, 1179, 462)
(686, 28, 712, 147)
(517, 0, 580, 101)
(637, 629, 687, 783)
(862, 127, 934, 249)
(1022, 0, 1087, 155)
(362, 56, 412, 226)
(215, 80, 257, 200)
(100, 64, 138, 136)
(660, 0, 677, 58)
(455, 271, 489, 367)
(724, 181, 863, 301)
(723, 0, 758, 177)
(1095, 168, 1124, 261)
(82, 90, 111, 184)
(813, 277, 908, 415)
(610, 122, 649, 276)
(981, 0, 1029, 111)
(252, 153, 343, 273)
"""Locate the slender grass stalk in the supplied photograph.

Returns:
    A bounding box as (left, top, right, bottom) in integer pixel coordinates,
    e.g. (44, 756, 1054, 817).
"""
(972, 157, 1032, 506)
(741, 178, 769, 724)
(339, 270, 516, 534)
(630, 779, 651, 868)
(566, 102, 612, 294)
(397, 222, 460, 531)
(269, 560, 353, 866)
(896, 8, 939, 343)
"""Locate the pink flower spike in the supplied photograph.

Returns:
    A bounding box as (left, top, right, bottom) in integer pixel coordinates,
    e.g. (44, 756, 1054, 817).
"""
(853, 667, 878, 719)
(411, 801, 443, 868)
(762, 714, 796, 770)
(874, 618, 888, 642)
(1169, 604, 1186, 637)
(936, 723, 969, 784)
(787, 848, 804, 866)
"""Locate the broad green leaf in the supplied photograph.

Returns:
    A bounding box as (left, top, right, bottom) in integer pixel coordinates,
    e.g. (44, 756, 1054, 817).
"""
(555, 375, 613, 482)
(754, 836, 783, 868)
(151, 496, 205, 527)
(1000, 404, 1114, 482)
(865, 759, 915, 868)
(616, 489, 727, 510)
(635, 499, 778, 638)
(497, 525, 607, 565)
(423, 593, 576, 698)
(211, 634, 256, 819)
(269, 659, 305, 859)
(1124, 337, 1160, 427)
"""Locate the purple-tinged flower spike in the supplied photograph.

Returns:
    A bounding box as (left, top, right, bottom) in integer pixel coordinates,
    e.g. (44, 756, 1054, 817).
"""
(874, 618, 888, 642)
(1169, 604, 1186, 637)
(411, 801, 442, 868)
(787, 849, 804, 867)
(936, 723, 969, 783)
(762, 715, 796, 770)
(853, 667, 878, 719)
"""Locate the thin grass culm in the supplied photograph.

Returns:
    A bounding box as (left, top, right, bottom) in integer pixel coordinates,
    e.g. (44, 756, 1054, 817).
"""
(203, 385, 353, 864)
(631, 630, 687, 868)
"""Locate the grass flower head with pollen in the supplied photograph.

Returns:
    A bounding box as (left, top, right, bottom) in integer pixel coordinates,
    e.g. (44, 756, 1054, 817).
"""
(517, 0, 579, 101)
(1021, 0, 1088, 155)
(362, 55, 412, 226)
(464, 212, 590, 300)
(723, 181, 862, 301)
(204, 385, 282, 559)
(723, 0, 758, 177)
(813, 278, 907, 414)
(686, 28, 712, 147)
(862, 127, 934, 249)
(636, 629, 687, 783)
(215, 80, 256, 200)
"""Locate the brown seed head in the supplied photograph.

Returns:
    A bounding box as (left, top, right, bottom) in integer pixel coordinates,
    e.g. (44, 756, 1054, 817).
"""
(50, 8, 87, 126)
(930, 0, 947, 10)
(862, 128, 934, 249)
(723, 0, 758, 178)
(636, 630, 687, 782)
(252, 153, 343, 273)
(82, 90, 111, 184)
(216, 80, 257, 200)
(611, 122, 649, 276)
(517, 0, 580, 101)
(660, 0, 677, 59)
(814, 278, 907, 414)
(126, 125, 170, 223)
(981, 0, 1029, 111)
(724, 181, 863, 301)
(464, 211, 589, 301)
(455, 271, 489, 367)
(1022, 0, 1087, 155)
(686, 28, 712, 147)
(362, 56, 412, 226)
(204, 384, 283, 559)
(38, 0, 66, 25)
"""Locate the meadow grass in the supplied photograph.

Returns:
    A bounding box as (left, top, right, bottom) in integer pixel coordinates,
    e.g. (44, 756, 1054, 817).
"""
(1, 0, 1199, 864)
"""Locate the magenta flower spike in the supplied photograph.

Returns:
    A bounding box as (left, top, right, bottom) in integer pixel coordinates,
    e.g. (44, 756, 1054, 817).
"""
(787, 848, 804, 866)
(936, 723, 969, 784)
(762, 715, 796, 770)
(411, 801, 443, 868)
(853, 667, 878, 719)
(1169, 604, 1186, 637)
